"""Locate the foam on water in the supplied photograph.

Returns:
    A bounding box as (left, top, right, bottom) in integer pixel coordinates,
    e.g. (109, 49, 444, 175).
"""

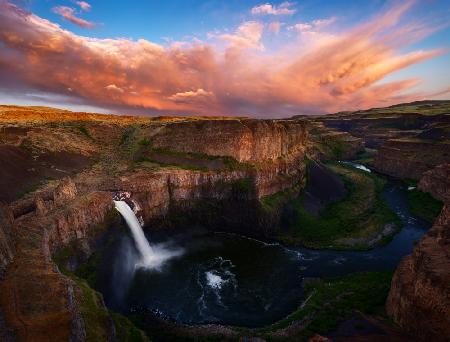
(206, 271, 226, 289)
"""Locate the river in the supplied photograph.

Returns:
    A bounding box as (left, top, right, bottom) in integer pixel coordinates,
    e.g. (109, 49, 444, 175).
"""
(95, 163, 429, 327)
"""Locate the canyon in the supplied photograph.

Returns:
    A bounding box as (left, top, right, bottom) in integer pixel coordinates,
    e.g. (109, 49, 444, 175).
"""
(0, 101, 449, 341)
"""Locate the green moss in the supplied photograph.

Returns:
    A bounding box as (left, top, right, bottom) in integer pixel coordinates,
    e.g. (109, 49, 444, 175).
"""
(231, 177, 253, 191)
(260, 271, 393, 340)
(407, 189, 443, 223)
(17, 182, 42, 198)
(72, 275, 112, 341)
(278, 164, 401, 250)
(140, 147, 254, 171)
(120, 125, 138, 146)
(138, 138, 152, 147)
(52, 216, 149, 341)
(75, 253, 101, 289)
(111, 313, 150, 342)
(77, 125, 92, 139)
(261, 188, 295, 213)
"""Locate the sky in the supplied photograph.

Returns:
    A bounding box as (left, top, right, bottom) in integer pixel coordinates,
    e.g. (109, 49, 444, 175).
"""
(0, 0, 449, 117)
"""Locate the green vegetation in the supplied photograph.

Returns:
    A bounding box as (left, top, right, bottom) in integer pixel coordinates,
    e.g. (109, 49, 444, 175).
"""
(278, 163, 401, 250)
(259, 271, 393, 341)
(72, 275, 114, 341)
(120, 125, 139, 146)
(353, 148, 376, 166)
(52, 212, 149, 341)
(111, 313, 151, 342)
(316, 137, 346, 160)
(407, 189, 443, 223)
(139, 157, 210, 172)
(138, 138, 152, 146)
(132, 145, 253, 172)
(76, 125, 92, 139)
(231, 177, 253, 192)
(261, 187, 298, 213)
(54, 258, 149, 341)
(332, 101, 450, 117)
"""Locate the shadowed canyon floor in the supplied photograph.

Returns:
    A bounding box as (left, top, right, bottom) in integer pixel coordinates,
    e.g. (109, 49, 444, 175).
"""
(0, 101, 449, 341)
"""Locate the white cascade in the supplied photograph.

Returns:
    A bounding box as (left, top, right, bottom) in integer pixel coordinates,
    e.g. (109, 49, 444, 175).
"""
(113, 200, 182, 270)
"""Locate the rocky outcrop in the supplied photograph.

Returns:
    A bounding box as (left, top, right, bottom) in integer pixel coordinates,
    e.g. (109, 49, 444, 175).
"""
(373, 140, 450, 179)
(386, 205, 450, 341)
(0, 204, 14, 278)
(115, 156, 307, 236)
(308, 122, 364, 160)
(387, 162, 450, 340)
(150, 119, 308, 162)
(318, 112, 450, 148)
(418, 163, 450, 203)
(0, 178, 114, 341)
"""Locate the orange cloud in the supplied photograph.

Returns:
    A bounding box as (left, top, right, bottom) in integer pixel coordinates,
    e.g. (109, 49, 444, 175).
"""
(220, 21, 264, 51)
(0, 0, 446, 117)
(53, 5, 95, 28)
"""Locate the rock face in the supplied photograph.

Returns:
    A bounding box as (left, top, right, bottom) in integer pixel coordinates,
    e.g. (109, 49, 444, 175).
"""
(318, 112, 450, 148)
(373, 140, 450, 179)
(0, 204, 14, 278)
(304, 121, 364, 160)
(0, 179, 114, 341)
(0, 117, 310, 341)
(386, 205, 450, 341)
(418, 163, 450, 203)
(387, 163, 450, 341)
(150, 119, 308, 162)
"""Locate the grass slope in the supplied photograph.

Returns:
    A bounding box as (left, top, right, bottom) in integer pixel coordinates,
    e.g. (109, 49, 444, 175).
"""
(407, 189, 443, 223)
(259, 271, 393, 341)
(278, 163, 400, 250)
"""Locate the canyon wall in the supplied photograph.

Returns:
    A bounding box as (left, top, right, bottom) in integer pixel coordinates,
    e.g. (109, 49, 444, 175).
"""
(0, 118, 310, 340)
(319, 113, 450, 148)
(418, 163, 450, 203)
(387, 163, 450, 341)
(0, 204, 14, 278)
(0, 179, 114, 341)
(373, 140, 450, 179)
(150, 119, 308, 162)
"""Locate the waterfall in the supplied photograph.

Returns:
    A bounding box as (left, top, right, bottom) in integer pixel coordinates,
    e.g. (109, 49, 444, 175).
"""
(113, 200, 183, 270)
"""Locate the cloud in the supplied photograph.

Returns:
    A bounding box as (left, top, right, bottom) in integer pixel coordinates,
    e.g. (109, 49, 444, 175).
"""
(251, 2, 296, 16)
(76, 1, 91, 12)
(167, 89, 214, 107)
(220, 21, 264, 50)
(0, 0, 446, 117)
(288, 17, 335, 33)
(105, 84, 124, 93)
(268, 21, 282, 33)
(53, 5, 95, 28)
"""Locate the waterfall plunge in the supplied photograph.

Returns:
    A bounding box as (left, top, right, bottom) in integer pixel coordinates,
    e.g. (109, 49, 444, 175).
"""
(113, 200, 183, 270)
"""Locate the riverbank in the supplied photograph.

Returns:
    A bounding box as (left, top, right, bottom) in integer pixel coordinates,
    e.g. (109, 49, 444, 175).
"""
(277, 162, 401, 250)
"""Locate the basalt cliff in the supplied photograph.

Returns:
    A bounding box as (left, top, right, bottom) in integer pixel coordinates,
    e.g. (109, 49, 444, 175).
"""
(0, 106, 311, 340)
(386, 163, 450, 341)
(0, 101, 449, 341)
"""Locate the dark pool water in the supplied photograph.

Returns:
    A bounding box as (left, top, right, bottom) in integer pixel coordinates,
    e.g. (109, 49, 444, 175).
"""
(96, 166, 430, 328)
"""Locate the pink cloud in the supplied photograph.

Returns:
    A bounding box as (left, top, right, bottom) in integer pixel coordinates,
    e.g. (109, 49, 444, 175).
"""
(76, 1, 91, 12)
(251, 2, 296, 16)
(268, 21, 282, 33)
(0, 1, 446, 117)
(288, 17, 335, 33)
(220, 21, 264, 50)
(53, 5, 95, 28)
